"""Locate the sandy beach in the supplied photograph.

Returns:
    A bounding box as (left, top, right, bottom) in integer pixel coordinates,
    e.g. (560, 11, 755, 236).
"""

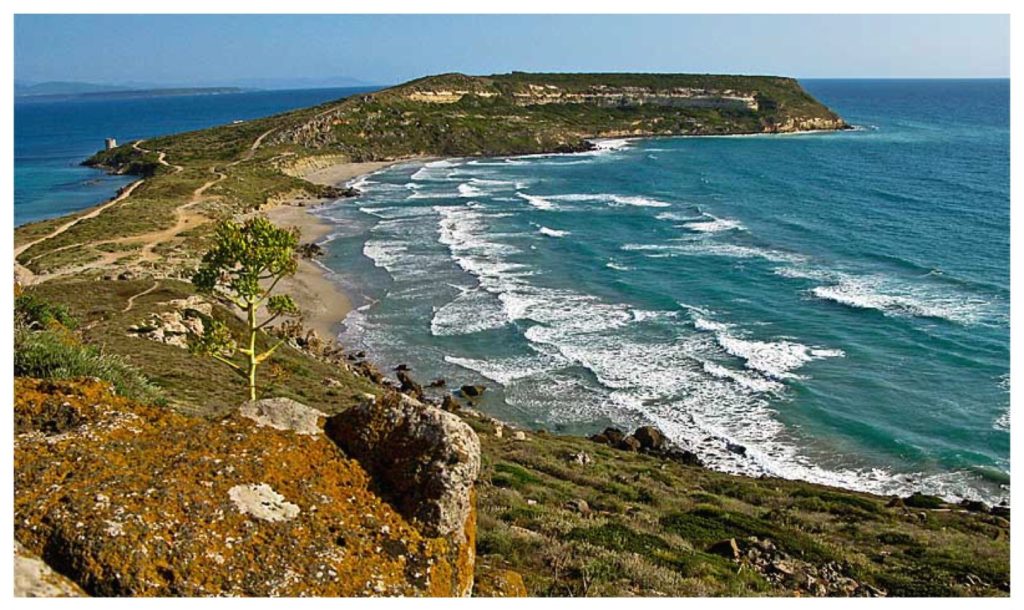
(265, 160, 400, 339)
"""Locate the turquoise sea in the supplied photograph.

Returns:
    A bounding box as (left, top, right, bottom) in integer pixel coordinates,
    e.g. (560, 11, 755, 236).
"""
(317, 80, 1009, 503)
(14, 80, 1009, 503)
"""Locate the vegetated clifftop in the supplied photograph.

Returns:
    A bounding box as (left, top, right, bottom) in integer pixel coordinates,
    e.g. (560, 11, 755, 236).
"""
(265, 72, 848, 159)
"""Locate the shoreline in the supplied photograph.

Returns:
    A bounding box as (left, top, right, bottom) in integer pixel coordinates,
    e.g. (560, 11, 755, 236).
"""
(264, 160, 404, 339)
(268, 146, 1007, 508)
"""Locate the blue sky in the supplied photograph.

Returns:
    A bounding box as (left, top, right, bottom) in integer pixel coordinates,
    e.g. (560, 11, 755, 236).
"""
(15, 14, 1010, 86)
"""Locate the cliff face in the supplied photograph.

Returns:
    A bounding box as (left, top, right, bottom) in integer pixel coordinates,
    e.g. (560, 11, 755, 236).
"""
(267, 72, 848, 159)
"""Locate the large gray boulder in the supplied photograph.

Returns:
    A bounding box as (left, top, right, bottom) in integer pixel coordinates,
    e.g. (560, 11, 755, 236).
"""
(325, 392, 481, 539)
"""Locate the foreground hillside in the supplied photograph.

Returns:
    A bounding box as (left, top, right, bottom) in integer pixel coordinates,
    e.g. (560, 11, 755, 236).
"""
(14, 278, 1010, 596)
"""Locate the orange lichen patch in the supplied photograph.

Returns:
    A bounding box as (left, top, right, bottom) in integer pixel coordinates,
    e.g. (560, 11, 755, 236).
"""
(473, 567, 528, 597)
(14, 378, 473, 596)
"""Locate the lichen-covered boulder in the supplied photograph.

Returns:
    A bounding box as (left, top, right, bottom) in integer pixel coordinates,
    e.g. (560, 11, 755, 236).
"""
(14, 378, 475, 596)
(473, 565, 528, 597)
(324, 392, 481, 543)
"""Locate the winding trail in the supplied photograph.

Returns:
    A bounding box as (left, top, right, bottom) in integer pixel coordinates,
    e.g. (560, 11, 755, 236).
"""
(122, 280, 161, 313)
(133, 139, 184, 174)
(16, 129, 278, 285)
(14, 179, 145, 260)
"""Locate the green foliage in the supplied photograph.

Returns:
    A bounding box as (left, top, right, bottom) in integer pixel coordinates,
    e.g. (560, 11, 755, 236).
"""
(192, 217, 299, 302)
(567, 522, 670, 554)
(15, 293, 78, 330)
(190, 217, 301, 400)
(14, 327, 163, 404)
(903, 492, 946, 509)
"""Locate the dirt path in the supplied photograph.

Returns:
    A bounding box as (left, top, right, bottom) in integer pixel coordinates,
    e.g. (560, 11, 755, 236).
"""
(122, 280, 161, 313)
(133, 140, 184, 174)
(16, 129, 277, 285)
(14, 179, 145, 261)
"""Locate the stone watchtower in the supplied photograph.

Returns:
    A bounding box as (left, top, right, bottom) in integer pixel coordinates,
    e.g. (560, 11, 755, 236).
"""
(105, 138, 117, 150)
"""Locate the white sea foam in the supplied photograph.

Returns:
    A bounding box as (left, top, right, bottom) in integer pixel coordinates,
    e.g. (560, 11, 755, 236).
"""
(457, 182, 484, 198)
(608, 195, 672, 208)
(590, 138, 631, 151)
(538, 226, 569, 238)
(516, 192, 557, 210)
(810, 275, 990, 325)
(683, 214, 746, 233)
(342, 164, 1008, 506)
(716, 334, 843, 380)
(430, 287, 508, 336)
(623, 242, 804, 263)
(656, 211, 705, 222)
(537, 193, 671, 208)
(702, 360, 784, 393)
(686, 308, 843, 380)
(605, 261, 630, 271)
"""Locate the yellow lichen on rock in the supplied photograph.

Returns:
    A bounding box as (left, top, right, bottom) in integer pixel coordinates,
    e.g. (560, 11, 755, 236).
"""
(14, 378, 477, 597)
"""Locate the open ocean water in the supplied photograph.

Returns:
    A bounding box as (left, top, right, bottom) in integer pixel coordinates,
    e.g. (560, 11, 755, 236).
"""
(14, 80, 1009, 504)
(316, 80, 1009, 503)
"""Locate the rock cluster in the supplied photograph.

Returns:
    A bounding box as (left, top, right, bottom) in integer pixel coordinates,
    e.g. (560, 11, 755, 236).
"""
(127, 296, 210, 348)
(14, 378, 479, 596)
(589, 425, 702, 466)
(709, 536, 886, 597)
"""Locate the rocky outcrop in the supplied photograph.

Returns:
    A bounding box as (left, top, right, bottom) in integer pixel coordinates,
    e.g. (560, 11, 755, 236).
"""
(324, 392, 481, 596)
(590, 425, 703, 466)
(14, 378, 478, 596)
(762, 116, 849, 133)
(710, 536, 886, 597)
(324, 392, 481, 540)
(126, 295, 210, 349)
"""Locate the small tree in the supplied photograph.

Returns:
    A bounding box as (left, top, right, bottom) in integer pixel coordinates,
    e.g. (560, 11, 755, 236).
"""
(190, 217, 301, 401)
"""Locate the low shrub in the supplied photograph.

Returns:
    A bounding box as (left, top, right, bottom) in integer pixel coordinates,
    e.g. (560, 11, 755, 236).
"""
(14, 328, 164, 405)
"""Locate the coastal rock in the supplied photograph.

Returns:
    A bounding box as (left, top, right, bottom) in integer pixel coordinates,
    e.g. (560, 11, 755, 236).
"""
(708, 538, 741, 561)
(566, 451, 592, 466)
(633, 425, 666, 451)
(324, 392, 481, 541)
(297, 242, 325, 259)
(441, 395, 460, 413)
(228, 483, 301, 522)
(565, 498, 591, 515)
(460, 384, 486, 399)
(429, 378, 447, 388)
(14, 378, 475, 596)
(590, 427, 625, 446)
(617, 436, 642, 452)
(396, 370, 425, 401)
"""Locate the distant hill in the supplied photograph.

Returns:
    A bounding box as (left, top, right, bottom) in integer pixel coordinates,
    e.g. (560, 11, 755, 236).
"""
(263, 71, 850, 159)
(16, 85, 248, 102)
(15, 81, 133, 97)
